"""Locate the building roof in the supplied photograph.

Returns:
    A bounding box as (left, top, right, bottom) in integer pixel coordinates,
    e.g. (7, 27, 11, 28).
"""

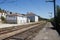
(26, 12, 38, 16)
(0, 10, 7, 14)
(0, 12, 6, 14)
(7, 13, 25, 17)
(6, 11, 38, 17)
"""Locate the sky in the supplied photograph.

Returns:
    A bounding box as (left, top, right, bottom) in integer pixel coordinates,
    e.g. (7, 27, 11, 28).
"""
(0, 0, 60, 19)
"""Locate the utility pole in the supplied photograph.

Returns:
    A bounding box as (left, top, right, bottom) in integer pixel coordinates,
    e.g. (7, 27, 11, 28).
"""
(46, 0, 57, 27)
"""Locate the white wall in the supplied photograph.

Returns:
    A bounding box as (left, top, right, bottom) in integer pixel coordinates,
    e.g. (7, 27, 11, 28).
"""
(6, 16, 17, 23)
(35, 16, 38, 22)
(6, 15, 30, 24)
(27, 16, 35, 22)
(17, 16, 27, 24)
(27, 15, 38, 22)
(0, 13, 2, 18)
(27, 18, 30, 23)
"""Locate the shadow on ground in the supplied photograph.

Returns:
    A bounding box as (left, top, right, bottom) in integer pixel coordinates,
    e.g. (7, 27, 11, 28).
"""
(51, 22, 60, 35)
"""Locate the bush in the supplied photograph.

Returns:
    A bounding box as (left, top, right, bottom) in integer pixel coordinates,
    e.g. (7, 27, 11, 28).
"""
(1, 16, 5, 21)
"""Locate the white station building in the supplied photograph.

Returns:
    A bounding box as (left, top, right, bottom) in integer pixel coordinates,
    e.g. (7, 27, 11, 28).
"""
(0, 11, 39, 24)
(6, 14, 30, 24)
(26, 12, 39, 22)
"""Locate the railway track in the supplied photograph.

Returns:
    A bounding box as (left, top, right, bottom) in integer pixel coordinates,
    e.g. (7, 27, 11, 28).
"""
(3, 24, 46, 40)
(0, 22, 40, 35)
(0, 21, 46, 40)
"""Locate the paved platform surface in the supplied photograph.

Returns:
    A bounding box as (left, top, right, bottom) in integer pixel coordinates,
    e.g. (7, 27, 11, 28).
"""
(0, 21, 45, 28)
(33, 22, 60, 40)
(0, 22, 37, 28)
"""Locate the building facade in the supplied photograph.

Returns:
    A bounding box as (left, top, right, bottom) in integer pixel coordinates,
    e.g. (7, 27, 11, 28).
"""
(6, 14, 30, 24)
(26, 12, 39, 22)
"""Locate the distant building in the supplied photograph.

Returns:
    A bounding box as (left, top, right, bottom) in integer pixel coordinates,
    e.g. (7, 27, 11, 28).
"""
(26, 12, 39, 22)
(0, 10, 39, 24)
(6, 13, 30, 24)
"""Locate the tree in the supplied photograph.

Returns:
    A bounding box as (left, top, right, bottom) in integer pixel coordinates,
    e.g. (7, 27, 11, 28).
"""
(1, 16, 5, 21)
(56, 5, 60, 23)
(0, 8, 2, 13)
(10, 12, 12, 14)
(49, 18, 54, 22)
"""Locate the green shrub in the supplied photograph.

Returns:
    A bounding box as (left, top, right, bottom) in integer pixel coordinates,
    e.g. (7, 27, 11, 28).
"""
(1, 16, 5, 21)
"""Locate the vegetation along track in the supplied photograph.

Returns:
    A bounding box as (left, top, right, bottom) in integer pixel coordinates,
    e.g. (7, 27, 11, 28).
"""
(3, 22, 46, 40)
